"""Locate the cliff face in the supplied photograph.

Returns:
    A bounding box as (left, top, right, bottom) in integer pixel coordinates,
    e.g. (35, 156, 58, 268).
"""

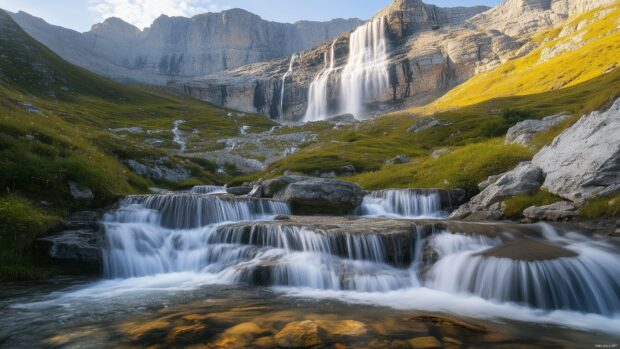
(9, 9, 364, 84)
(178, 0, 612, 122)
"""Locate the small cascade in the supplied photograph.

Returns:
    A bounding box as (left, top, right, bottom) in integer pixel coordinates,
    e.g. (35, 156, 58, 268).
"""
(172, 120, 186, 152)
(189, 185, 226, 194)
(339, 17, 390, 119)
(304, 39, 339, 121)
(279, 54, 297, 117)
(360, 189, 443, 217)
(110, 194, 290, 229)
(428, 232, 620, 315)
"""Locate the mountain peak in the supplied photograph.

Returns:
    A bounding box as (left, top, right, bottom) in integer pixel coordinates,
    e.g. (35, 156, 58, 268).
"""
(90, 16, 141, 36)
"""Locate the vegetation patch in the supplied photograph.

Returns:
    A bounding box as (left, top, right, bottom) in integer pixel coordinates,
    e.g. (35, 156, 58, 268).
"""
(503, 190, 563, 219)
(579, 194, 620, 218)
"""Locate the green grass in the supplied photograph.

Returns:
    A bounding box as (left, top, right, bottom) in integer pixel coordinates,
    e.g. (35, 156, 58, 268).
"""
(503, 190, 563, 219)
(580, 194, 620, 218)
(349, 140, 532, 195)
(0, 195, 62, 280)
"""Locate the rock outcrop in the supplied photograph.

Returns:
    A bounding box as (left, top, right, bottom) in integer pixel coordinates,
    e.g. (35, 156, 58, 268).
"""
(505, 112, 570, 145)
(450, 162, 544, 220)
(532, 99, 620, 203)
(523, 201, 579, 221)
(274, 178, 365, 215)
(9, 9, 363, 84)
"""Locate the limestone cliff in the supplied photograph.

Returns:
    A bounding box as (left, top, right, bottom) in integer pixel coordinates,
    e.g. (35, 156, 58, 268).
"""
(9, 9, 363, 84)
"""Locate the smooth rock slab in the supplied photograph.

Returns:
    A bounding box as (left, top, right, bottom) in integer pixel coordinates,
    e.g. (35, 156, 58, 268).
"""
(505, 112, 570, 145)
(532, 98, 620, 203)
(275, 178, 365, 215)
(523, 201, 578, 221)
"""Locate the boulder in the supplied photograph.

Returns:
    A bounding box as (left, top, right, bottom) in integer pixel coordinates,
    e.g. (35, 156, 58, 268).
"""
(275, 320, 322, 348)
(477, 174, 502, 191)
(338, 164, 357, 176)
(408, 336, 442, 349)
(275, 178, 365, 214)
(37, 229, 103, 267)
(386, 154, 411, 164)
(407, 117, 452, 133)
(430, 148, 450, 159)
(261, 175, 309, 198)
(68, 181, 94, 200)
(505, 112, 570, 145)
(226, 186, 253, 196)
(523, 201, 578, 221)
(532, 99, 620, 203)
(450, 162, 543, 219)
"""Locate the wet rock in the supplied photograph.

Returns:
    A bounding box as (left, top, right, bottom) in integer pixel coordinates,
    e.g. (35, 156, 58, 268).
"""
(478, 239, 578, 261)
(505, 113, 570, 145)
(68, 181, 94, 200)
(37, 229, 103, 267)
(408, 336, 442, 349)
(275, 178, 365, 215)
(261, 175, 309, 198)
(316, 320, 367, 337)
(226, 186, 253, 196)
(386, 154, 411, 164)
(166, 323, 208, 343)
(409, 315, 486, 333)
(275, 320, 322, 348)
(390, 339, 411, 349)
(450, 162, 543, 219)
(407, 117, 452, 133)
(121, 320, 171, 343)
(211, 322, 266, 348)
(253, 336, 276, 348)
(532, 99, 620, 204)
(523, 201, 578, 221)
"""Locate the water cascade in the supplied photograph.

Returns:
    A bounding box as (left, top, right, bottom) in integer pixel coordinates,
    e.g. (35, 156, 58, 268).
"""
(360, 189, 443, 217)
(339, 17, 390, 119)
(304, 39, 339, 121)
(100, 191, 620, 316)
(280, 54, 297, 117)
(172, 120, 186, 152)
(189, 185, 226, 194)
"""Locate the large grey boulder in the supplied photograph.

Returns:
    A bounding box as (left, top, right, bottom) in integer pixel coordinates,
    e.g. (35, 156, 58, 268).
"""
(37, 229, 103, 267)
(274, 178, 365, 215)
(505, 112, 570, 145)
(523, 201, 578, 221)
(532, 99, 620, 203)
(450, 162, 544, 219)
(261, 175, 310, 198)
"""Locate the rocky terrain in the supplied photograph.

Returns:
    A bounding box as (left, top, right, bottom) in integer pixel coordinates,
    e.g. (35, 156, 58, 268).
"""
(9, 9, 363, 84)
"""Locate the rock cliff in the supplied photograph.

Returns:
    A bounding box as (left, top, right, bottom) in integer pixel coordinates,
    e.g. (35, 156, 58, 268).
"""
(9, 9, 364, 84)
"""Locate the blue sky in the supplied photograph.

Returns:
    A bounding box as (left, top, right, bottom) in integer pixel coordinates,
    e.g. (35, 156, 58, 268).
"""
(0, 0, 500, 32)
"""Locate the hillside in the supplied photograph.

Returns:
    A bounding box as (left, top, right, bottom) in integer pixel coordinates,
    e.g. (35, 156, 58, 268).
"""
(426, 2, 620, 111)
(0, 9, 276, 279)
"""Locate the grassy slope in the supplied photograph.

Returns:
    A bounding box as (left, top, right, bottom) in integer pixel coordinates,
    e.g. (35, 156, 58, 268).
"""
(0, 10, 275, 280)
(426, 3, 620, 111)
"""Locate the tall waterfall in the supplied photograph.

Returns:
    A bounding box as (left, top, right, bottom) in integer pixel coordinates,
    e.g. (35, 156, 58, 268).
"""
(101, 190, 620, 317)
(279, 54, 297, 117)
(339, 17, 390, 119)
(360, 189, 443, 217)
(304, 39, 339, 122)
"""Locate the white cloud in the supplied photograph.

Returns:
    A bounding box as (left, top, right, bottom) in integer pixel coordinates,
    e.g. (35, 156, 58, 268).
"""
(88, 0, 230, 29)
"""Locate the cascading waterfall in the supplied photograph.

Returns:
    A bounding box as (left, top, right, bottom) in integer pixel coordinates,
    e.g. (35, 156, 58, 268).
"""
(339, 17, 390, 119)
(304, 39, 338, 122)
(360, 189, 443, 217)
(280, 54, 297, 117)
(101, 190, 620, 316)
(189, 185, 226, 194)
(172, 120, 186, 152)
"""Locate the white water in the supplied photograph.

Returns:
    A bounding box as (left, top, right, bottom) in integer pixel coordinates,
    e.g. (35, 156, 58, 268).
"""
(360, 189, 443, 218)
(280, 54, 297, 118)
(339, 17, 390, 119)
(189, 185, 226, 195)
(304, 39, 339, 122)
(14, 191, 620, 334)
(172, 120, 186, 152)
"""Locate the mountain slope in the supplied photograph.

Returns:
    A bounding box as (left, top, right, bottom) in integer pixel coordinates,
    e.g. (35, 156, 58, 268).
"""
(0, 9, 276, 279)
(427, 2, 620, 111)
(9, 10, 363, 84)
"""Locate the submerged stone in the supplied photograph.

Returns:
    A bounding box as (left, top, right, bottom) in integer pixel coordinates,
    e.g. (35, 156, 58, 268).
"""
(275, 320, 322, 348)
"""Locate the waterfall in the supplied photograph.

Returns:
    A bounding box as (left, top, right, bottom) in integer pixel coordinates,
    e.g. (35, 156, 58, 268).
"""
(339, 17, 390, 119)
(280, 54, 297, 117)
(360, 189, 443, 217)
(189, 185, 226, 194)
(304, 39, 339, 122)
(172, 120, 186, 152)
(428, 232, 620, 315)
(100, 190, 620, 316)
